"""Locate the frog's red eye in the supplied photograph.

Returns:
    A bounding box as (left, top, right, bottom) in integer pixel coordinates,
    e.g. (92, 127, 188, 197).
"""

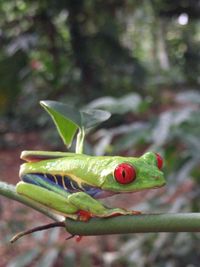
(155, 153, 163, 170)
(114, 163, 136, 184)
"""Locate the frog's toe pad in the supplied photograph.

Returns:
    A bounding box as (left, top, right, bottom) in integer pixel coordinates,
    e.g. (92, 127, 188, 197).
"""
(77, 210, 92, 221)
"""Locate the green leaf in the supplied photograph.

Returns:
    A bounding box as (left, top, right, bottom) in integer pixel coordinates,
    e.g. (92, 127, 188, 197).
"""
(40, 100, 111, 148)
(40, 101, 79, 147)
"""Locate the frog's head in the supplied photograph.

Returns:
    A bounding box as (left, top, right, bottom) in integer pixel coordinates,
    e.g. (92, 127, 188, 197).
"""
(101, 152, 166, 192)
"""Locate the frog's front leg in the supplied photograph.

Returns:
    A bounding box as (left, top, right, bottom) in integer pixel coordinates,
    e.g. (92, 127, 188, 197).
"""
(67, 192, 135, 220)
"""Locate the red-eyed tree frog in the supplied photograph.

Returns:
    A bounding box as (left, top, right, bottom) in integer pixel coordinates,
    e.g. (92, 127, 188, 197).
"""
(16, 151, 165, 220)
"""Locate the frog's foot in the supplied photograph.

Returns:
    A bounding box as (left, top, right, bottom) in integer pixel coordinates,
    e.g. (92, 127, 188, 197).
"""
(77, 210, 93, 221)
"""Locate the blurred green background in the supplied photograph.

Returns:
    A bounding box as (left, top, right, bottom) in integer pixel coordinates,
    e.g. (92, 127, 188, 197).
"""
(0, 1, 200, 266)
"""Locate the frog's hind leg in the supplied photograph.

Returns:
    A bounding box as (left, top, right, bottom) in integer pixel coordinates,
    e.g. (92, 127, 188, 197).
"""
(16, 182, 78, 218)
(21, 173, 69, 198)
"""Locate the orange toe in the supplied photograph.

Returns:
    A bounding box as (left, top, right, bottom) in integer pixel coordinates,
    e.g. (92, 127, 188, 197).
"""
(77, 210, 92, 221)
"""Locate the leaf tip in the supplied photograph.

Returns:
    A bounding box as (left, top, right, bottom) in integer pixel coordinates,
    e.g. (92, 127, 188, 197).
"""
(39, 100, 48, 108)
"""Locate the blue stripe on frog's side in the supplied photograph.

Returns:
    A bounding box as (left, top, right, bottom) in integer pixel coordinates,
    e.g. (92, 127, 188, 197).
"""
(21, 173, 110, 199)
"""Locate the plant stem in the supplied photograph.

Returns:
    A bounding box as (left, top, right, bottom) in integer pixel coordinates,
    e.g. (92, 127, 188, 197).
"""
(10, 221, 65, 243)
(0, 181, 63, 222)
(64, 213, 200, 236)
(76, 127, 85, 154)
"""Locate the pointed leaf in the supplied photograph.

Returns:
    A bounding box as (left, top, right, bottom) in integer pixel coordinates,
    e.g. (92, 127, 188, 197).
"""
(40, 101, 79, 147)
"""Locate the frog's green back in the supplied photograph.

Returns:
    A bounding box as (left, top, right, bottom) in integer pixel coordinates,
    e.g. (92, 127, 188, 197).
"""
(20, 151, 165, 193)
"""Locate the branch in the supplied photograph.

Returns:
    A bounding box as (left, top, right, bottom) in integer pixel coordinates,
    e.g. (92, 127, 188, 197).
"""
(0, 181, 63, 222)
(64, 213, 200, 236)
(10, 221, 65, 243)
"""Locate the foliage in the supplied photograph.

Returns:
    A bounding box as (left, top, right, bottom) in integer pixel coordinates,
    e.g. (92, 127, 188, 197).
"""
(0, 0, 200, 266)
(0, 0, 200, 120)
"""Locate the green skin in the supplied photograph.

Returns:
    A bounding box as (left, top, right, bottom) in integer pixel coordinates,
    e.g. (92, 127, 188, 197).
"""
(17, 151, 166, 220)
